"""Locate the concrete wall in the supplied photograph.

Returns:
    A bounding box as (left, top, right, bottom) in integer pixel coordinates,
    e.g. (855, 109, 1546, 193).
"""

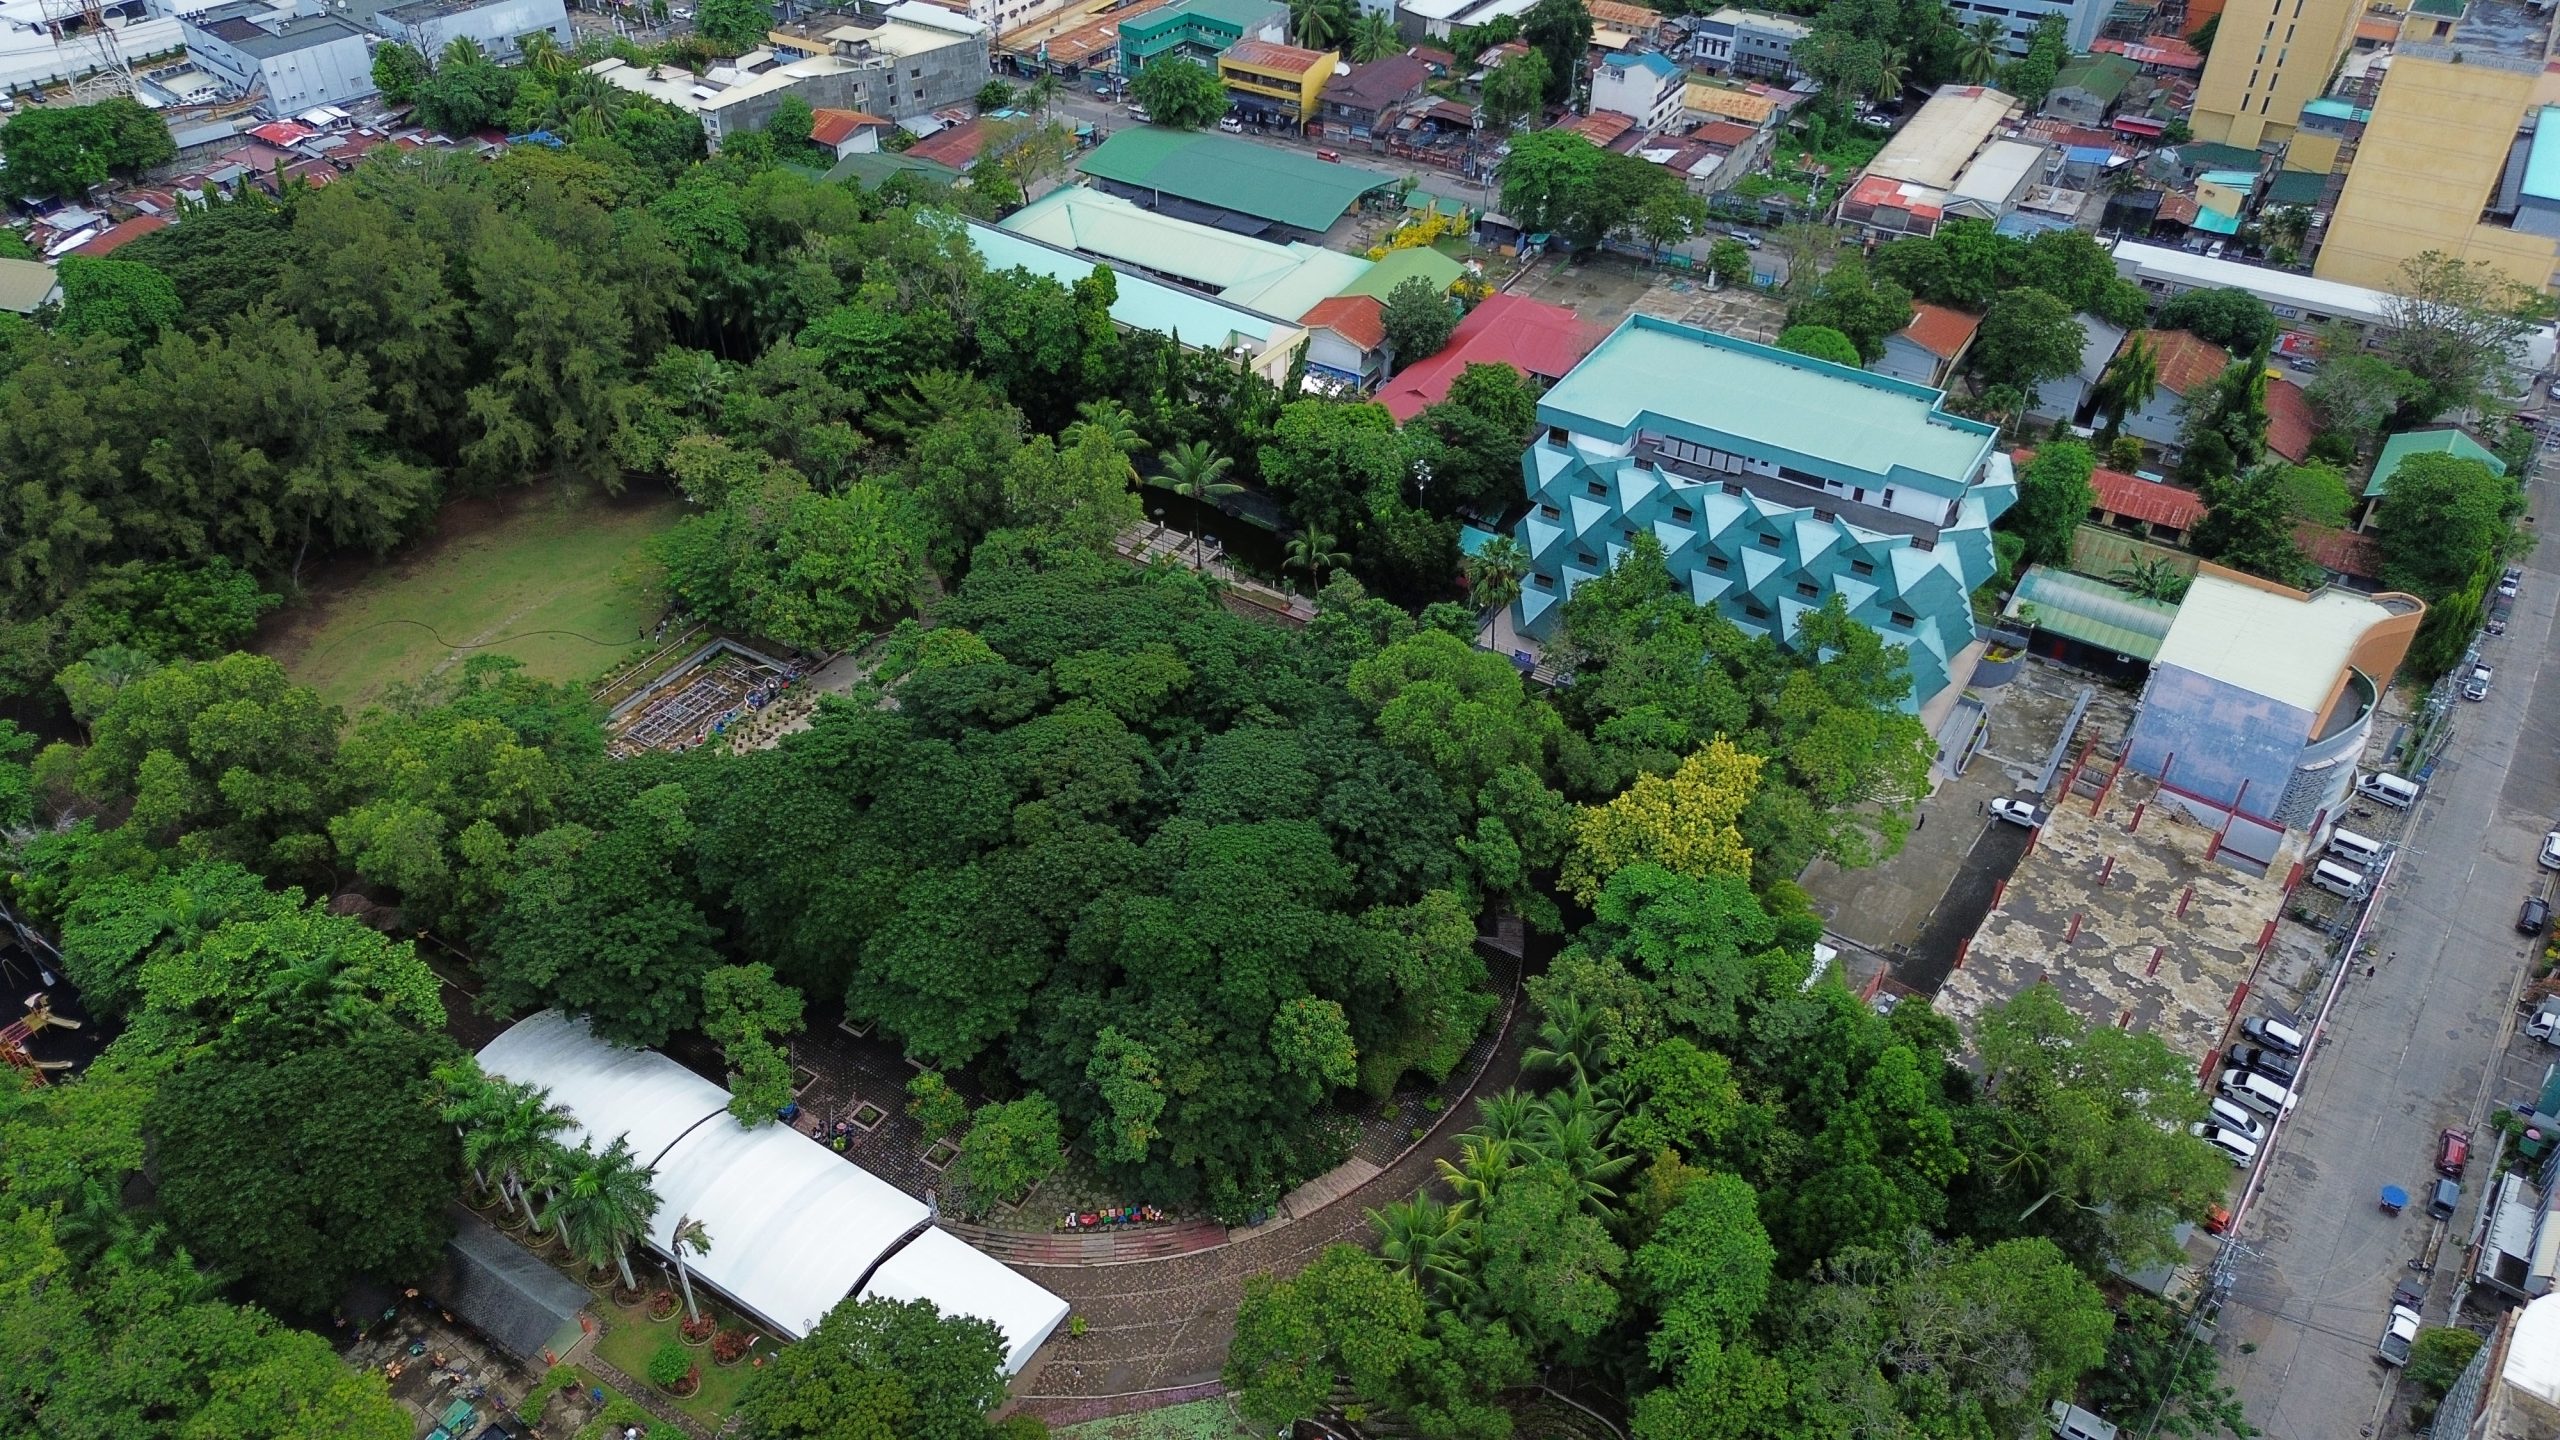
(2191, 0, 2361, 148)
(185, 19, 376, 112)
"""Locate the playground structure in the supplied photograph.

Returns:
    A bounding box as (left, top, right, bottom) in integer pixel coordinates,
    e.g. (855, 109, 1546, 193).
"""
(1, 993, 79, 1087)
(604, 638, 802, 758)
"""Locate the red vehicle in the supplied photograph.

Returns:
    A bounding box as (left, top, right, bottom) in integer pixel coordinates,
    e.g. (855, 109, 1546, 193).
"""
(2437, 1127, 2471, 1178)
(1315, 149, 1340, 162)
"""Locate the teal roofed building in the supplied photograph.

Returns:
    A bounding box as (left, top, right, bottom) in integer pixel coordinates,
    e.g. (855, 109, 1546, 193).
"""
(1116, 0, 1286, 73)
(2360, 426, 2506, 515)
(1507, 314, 2015, 710)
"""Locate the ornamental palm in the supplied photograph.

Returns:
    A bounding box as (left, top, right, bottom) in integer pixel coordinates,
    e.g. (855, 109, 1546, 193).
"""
(546, 1136, 661, 1291)
(1155, 440, 1241, 568)
(1434, 1132, 1521, 1220)
(1461, 533, 1529, 616)
(1289, 0, 1347, 50)
(1349, 11, 1399, 62)
(1368, 1195, 1474, 1297)
(443, 1073, 575, 1226)
(1524, 1099, 1634, 1211)
(670, 1215, 713, 1323)
(1522, 994, 1608, 1086)
(1957, 17, 2004, 84)
(1471, 1087, 1542, 1142)
(1283, 526, 1351, 591)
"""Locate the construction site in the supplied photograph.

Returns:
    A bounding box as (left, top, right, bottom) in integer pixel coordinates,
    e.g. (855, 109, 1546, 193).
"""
(598, 636, 806, 759)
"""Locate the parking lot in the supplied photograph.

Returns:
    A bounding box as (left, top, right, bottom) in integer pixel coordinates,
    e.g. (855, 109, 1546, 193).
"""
(2218, 461, 2560, 1439)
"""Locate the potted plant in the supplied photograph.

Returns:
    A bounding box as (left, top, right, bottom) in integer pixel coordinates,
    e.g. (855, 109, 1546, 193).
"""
(647, 1341, 699, 1397)
(647, 1288, 679, 1322)
(680, 1311, 717, 1346)
(711, 1328, 753, 1367)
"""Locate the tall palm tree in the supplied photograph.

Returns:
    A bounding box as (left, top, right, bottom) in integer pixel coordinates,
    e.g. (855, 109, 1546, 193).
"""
(1955, 17, 2005, 85)
(519, 30, 571, 81)
(1368, 1195, 1473, 1296)
(1283, 527, 1350, 591)
(547, 1137, 662, 1291)
(1433, 1133, 1520, 1220)
(1522, 995, 1609, 1085)
(2091, 332, 2158, 440)
(1288, 0, 1346, 50)
(670, 1215, 713, 1323)
(1155, 441, 1240, 568)
(1349, 10, 1399, 62)
(1471, 1087, 1542, 1142)
(1461, 534, 1529, 616)
(1524, 1100, 1634, 1212)
(444, 1073, 576, 1226)
(1026, 72, 1062, 117)
(1874, 46, 1909, 103)
(439, 35, 486, 69)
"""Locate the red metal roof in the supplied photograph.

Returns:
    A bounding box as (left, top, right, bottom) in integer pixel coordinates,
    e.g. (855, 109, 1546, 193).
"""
(1562, 111, 1634, 146)
(2093, 36, 2204, 70)
(1897, 301, 1981, 360)
(809, 108, 888, 146)
(903, 118, 988, 168)
(1223, 38, 1327, 73)
(247, 119, 315, 147)
(1691, 119, 1757, 149)
(2296, 524, 2381, 577)
(1376, 294, 1603, 421)
(1300, 294, 1386, 351)
(2079, 457, 2208, 530)
(2265, 376, 2314, 461)
(69, 215, 169, 257)
(2142, 327, 2230, 396)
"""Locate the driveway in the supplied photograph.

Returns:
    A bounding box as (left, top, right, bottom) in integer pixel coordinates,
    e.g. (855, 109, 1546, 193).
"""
(2219, 463, 2560, 1438)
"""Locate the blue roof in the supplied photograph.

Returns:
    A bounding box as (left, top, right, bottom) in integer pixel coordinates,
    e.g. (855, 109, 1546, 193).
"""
(2196, 168, 2260, 188)
(1607, 51, 1681, 77)
(2526, 107, 2560, 202)
(2065, 145, 2114, 164)
(2301, 96, 2372, 123)
(1459, 524, 1502, 557)
(2191, 205, 2242, 235)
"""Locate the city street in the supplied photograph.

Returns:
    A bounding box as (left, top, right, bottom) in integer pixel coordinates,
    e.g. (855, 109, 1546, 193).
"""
(2220, 461, 2560, 1439)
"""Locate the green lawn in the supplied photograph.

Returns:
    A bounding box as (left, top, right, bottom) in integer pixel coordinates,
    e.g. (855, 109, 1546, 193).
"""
(591, 1301, 761, 1427)
(262, 484, 683, 716)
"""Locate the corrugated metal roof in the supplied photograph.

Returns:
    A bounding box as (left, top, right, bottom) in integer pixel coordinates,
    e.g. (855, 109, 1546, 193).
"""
(1077, 129, 1396, 230)
(0, 257, 60, 314)
(2007, 564, 2180, 661)
(2366, 426, 2506, 497)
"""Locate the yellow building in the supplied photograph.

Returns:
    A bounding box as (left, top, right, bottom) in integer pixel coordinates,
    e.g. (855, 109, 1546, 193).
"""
(2315, 0, 2560, 291)
(1217, 37, 1337, 125)
(2189, 0, 2362, 149)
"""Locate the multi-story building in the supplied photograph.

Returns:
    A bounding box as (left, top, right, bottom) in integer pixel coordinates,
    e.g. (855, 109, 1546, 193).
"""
(180, 0, 374, 115)
(2316, 0, 2560, 291)
(1690, 7, 1804, 80)
(1505, 314, 2016, 711)
(347, 0, 568, 61)
(1216, 36, 1333, 124)
(1590, 49, 1682, 130)
(588, 3, 987, 146)
(1941, 0, 2109, 57)
(1116, 0, 1284, 73)
(1314, 53, 1428, 137)
(2122, 566, 2422, 835)
(2187, 0, 2362, 149)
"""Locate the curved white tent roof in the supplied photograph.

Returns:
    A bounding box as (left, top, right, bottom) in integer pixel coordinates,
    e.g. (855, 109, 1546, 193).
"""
(859, 1226, 1071, 1377)
(477, 1013, 1066, 1370)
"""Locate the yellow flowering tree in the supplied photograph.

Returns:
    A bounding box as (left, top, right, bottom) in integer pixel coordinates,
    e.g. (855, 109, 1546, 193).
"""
(1563, 738, 1762, 903)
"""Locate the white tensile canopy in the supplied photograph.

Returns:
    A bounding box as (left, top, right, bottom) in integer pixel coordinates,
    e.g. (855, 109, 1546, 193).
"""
(476, 1012, 1066, 1370)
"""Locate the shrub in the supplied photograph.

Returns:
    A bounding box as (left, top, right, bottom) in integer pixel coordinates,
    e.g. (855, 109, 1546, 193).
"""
(647, 1341, 693, 1390)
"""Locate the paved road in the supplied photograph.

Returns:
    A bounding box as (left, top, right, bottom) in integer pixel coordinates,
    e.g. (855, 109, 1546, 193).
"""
(2220, 462, 2560, 1440)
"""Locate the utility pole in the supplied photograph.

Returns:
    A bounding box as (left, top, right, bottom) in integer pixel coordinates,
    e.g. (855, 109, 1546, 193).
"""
(2138, 1237, 2254, 1440)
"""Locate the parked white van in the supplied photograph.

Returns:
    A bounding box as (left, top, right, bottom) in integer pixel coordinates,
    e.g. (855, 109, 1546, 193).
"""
(2326, 828, 2385, 867)
(2307, 858, 2367, 898)
(2358, 772, 2420, 808)
(2219, 1067, 2300, 1118)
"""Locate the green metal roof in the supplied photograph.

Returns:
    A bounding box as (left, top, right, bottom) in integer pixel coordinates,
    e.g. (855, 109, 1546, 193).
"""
(1077, 129, 1399, 231)
(1537, 314, 1997, 496)
(1336, 244, 1464, 301)
(1119, 0, 1281, 39)
(1001, 186, 1370, 316)
(2300, 96, 2372, 123)
(2005, 565, 2180, 661)
(2174, 141, 2260, 170)
(2262, 168, 2327, 206)
(2365, 427, 2506, 498)
(961, 219, 1295, 354)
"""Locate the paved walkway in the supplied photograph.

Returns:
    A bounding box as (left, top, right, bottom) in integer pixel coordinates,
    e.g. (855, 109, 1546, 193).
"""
(1008, 999, 1527, 1399)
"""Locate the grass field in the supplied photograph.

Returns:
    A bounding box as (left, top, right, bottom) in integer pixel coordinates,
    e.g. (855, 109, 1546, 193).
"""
(261, 484, 683, 716)
(591, 1304, 760, 1426)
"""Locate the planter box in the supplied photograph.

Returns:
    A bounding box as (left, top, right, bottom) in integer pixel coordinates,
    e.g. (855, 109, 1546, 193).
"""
(920, 1140, 958, 1172)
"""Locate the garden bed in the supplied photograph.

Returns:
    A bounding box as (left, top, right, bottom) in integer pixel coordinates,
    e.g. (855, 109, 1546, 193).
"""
(593, 1298, 760, 1425)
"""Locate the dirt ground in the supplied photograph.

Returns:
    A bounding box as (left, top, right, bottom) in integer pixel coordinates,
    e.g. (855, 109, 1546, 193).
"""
(1628, 269, 1790, 343)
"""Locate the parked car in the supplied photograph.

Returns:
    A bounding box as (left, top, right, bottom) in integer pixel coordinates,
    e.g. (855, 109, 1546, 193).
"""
(2437, 1126, 2471, 1177)
(1727, 229, 1762, 250)
(1987, 797, 2043, 827)
(2463, 664, 2493, 700)
(2207, 1096, 2265, 1142)
(2528, 996, 2560, 1044)
(2430, 1177, 2461, 1220)
(2228, 1044, 2300, 1086)
(1217, 115, 1243, 132)
(2522, 894, 2550, 935)
(2241, 1015, 2307, 1056)
(2503, 576, 2525, 600)
(2218, 1068, 2300, 1118)
(2541, 830, 2560, 871)
(2190, 1122, 2260, 1167)
(2377, 1304, 2421, 1366)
